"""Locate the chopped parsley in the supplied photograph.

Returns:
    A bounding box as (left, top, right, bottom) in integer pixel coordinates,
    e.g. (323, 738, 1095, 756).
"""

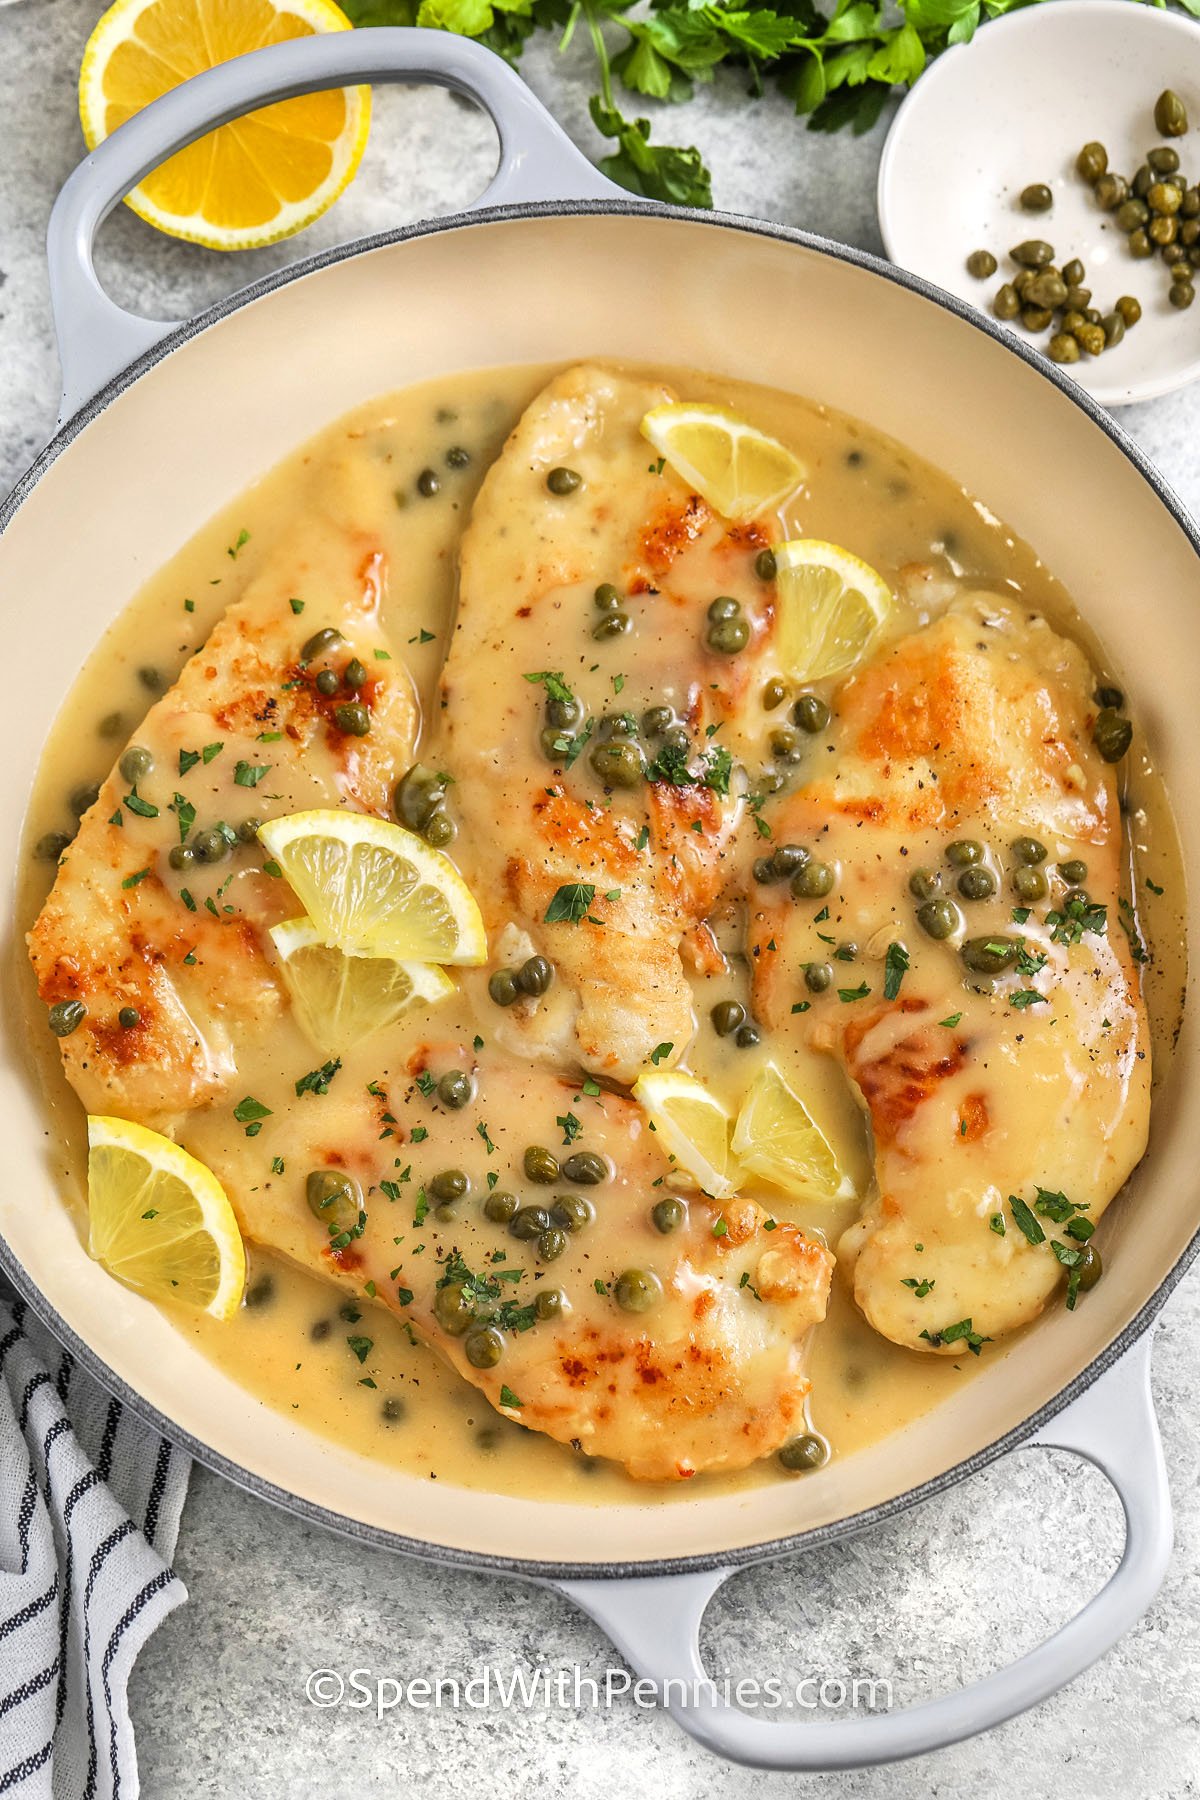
(201, 742, 223, 765)
(901, 1276, 935, 1297)
(499, 1385, 523, 1410)
(649, 1042, 673, 1066)
(170, 794, 195, 844)
(1008, 989, 1046, 1009)
(919, 1317, 990, 1356)
(178, 749, 201, 776)
(938, 1012, 962, 1029)
(121, 868, 150, 889)
(289, 597, 305, 615)
(1008, 1194, 1046, 1246)
(234, 760, 271, 788)
(557, 1111, 582, 1145)
(838, 982, 871, 1002)
(883, 942, 909, 1001)
(227, 528, 250, 559)
(523, 670, 575, 706)
(544, 882, 596, 924)
(346, 1334, 372, 1364)
(123, 789, 159, 819)
(295, 1058, 341, 1097)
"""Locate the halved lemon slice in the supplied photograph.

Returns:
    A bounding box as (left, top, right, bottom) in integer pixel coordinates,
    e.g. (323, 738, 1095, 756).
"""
(731, 1063, 852, 1203)
(632, 1069, 738, 1199)
(640, 403, 805, 522)
(78, 0, 370, 251)
(771, 539, 893, 682)
(258, 810, 487, 965)
(270, 916, 455, 1055)
(87, 1116, 245, 1319)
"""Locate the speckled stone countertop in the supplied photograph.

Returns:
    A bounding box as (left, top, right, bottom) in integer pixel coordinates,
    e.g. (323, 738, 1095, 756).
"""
(2, 5, 1198, 1794)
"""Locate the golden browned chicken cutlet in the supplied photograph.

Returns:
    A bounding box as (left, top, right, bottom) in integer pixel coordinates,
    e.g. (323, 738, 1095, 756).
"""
(749, 595, 1150, 1352)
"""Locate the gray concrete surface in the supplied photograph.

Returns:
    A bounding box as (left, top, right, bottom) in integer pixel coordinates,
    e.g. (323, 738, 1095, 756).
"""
(1, 4, 1197, 1794)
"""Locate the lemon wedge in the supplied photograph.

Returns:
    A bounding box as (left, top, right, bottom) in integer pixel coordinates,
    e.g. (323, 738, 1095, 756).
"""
(269, 916, 455, 1055)
(258, 810, 487, 965)
(87, 1116, 246, 1319)
(731, 1063, 852, 1203)
(640, 403, 805, 522)
(78, 0, 370, 251)
(770, 539, 893, 682)
(632, 1069, 738, 1199)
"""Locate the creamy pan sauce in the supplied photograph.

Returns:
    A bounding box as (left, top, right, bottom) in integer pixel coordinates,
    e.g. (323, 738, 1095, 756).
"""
(19, 363, 1186, 1503)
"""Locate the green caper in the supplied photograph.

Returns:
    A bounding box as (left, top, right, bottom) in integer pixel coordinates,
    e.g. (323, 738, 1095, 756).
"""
(301, 626, 343, 662)
(711, 998, 747, 1036)
(1093, 708, 1133, 761)
(1169, 281, 1195, 308)
(1075, 323, 1106, 356)
(590, 740, 644, 787)
(1059, 859, 1088, 885)
(1012, 865, 1047, 903)
(958, 866, 996, 901)
(430, 1168, 469, 1202)
(652, 1197, 686, 1234)
(1061, 258, 1086, 288)
(805, 962, 833, 993)
(537, 1227, 568, 1263)
(515, 955, 553, 997)
(1094, 174, 1128, 211)
(708, 618, 750, 655)
(551, 1193, 594, 1233)
(753, 856, 778, 884)
(592, 612, 632, 642)
(1148, 146, 1181, 175)
(1184, 187, 1200, 218)
(1098, 682, 1125, 710)
(1128, 228, 1154, 259)
(1181, 219, 1200, 246)
(966, 249, 998, 277)
(334, 702, 371, 736)
(1076, 142, 1108, 182)
(1149, 215, 1178, 246)
(535, 1287, 566, 1320)
(119, 745, 154, 785)
(33, 831, 71, 862)
(1101, 312, 1126, 349)
(736, 1022, 761, 1048)
(488, 969, 520, 1007)
(594, 584, 621, 617)
(69, 783, 100, 818)
(917, 898, 960, 941)
(961, 936, 1020, 975)
(231, 817, 259, 845)
(343, 657, 368, 691)
(1075, 1243, 1104, 1290)
(769, 726, 803, 764)
(1026, 273, 1067, 309)
(641, 705, 674, 736)
(118, 1005, 140, 1029)
(1021, 306, 1053, 332)
(755, 548, 777, 581)
(1061, 311, 1086, 335)
(424, 810, 456, 848)
(760, 678, 788, 711)
(614, 1268, 662, 1313)
(547, 694, 582, 730)
(416, 467, 440, 498)
(1011, 238, 1055, 266)
(945, 839, 983, 867)
(305, 1169, 361, 1234)
(48, 999, 86, 1038)
(660, 723, 690, 755)
(524, 1145, 560, 1184)
(778, 1432, 829, 1473)
(1135, 162, 1157, 199)
(437, 1071, 473, 1110)
(908, 868, 940, 902)
(546, 467, 582, 495)
(563, 1150, 608, 1186)
(1155, 88, 1188, 137)
(1148, 180, 1183, 216)
(992, 283, 1021, 321)
(98, 711, 125, 739)
(434, 1283, 474, 1337)
(791, 860, 834, 900)
(1011, 836, 1047, 865)
(445, 445, 471, 469)
(192, 827, 229, 865)
(1115, 198, 1150, 232)
(708, 596, 741, 622)
(540, 724, 570, 761)
(315, 668, 339, 696)
(793, 693, 831, 735)
(465, 1326, 504, 1368)
(510, 1205, 553, 1240)
(137, 667, 163, 693)
(166, 843, 193, 872)
(484, 1190, 519, 1223)
(768, 844, 807, 878)
(1048, 333, 1081, 365)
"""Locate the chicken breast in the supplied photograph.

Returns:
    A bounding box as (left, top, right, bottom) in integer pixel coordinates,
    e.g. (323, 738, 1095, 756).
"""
(439, 363, 779, 1083)
(750, 595, 1150, 1352)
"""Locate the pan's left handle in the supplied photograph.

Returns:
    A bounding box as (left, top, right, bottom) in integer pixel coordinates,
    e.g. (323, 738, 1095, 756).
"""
(46, 26, 623, 421)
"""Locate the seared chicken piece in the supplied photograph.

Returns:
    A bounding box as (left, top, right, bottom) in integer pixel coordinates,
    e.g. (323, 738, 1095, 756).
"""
(28, 524, 416, 1125)
(440, 363, 779, 1083)
(750, 596, 1150, 1351)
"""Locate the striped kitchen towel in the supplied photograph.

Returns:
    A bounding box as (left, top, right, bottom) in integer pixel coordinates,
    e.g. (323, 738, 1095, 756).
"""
(0, 1284, 190, 1800)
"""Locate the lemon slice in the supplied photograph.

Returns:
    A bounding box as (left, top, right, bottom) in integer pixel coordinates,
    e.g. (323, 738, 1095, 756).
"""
(258, 810, 487, 965)
(78, 0, 370, 251)
(633, 1069, 738, 1199)
(640, 403, 805, 522)
(771, 539, 893, 682)
(269, 916, 455, 1055)
(731, 1063, 852, 1203)
(87, 1116, 246, 1319)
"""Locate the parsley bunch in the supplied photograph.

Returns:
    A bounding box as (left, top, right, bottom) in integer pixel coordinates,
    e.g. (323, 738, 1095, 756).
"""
(342, 0, 1178, 209)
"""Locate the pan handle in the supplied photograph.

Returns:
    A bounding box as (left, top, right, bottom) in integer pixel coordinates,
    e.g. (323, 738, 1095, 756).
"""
(550, 1329, 1170, 1770)
(46, 27, 622, 420)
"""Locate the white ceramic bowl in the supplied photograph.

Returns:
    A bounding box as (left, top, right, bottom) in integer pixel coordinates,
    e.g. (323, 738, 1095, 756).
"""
(878, 0, 1200, 406)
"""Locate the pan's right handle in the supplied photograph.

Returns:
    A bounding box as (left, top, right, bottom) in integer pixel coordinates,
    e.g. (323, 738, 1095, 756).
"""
(47, 27, 624, 421)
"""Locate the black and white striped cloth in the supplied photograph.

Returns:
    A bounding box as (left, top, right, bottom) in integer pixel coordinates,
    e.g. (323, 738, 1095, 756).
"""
(0, 1285, 190, 1799)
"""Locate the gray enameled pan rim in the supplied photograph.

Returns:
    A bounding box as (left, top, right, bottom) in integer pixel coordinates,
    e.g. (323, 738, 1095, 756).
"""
(2, 195, 1197, 1580)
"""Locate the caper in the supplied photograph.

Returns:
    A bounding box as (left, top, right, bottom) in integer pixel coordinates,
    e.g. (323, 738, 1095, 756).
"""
(98, 711, 125, 739)
(167, 843, 193, 872)
(192, 827, 229, 864)
(1021, 306, 1053, 332)
(1076, 142, 1108, 183)
(424, 810, 455, 848)
(48, 999, 86, 1038)
(516, 955, 553, 997)
(594, 584, 621, 612)
(908, 868, 940, 902)
(769, 844, 808, 878)
(614, 1268, 662, 1313)
(708, 596, 741, 622)
(484, 1190, 519, 1223)
(305, 1169, 361, 1234)
(69, 783, 100, 818)
(1074, 1243, 1104, 1291)
(592, 611, 632, 642)
(137, 667, 163, 693)
(1149, 215, 1178, 246)
(434, 1071, 471, 1111)
(805, 962, 833, 994)
(1061, 310, 1086, 335)
(769, 725, 803, 764)
(524, 1145, 560, 1184)
(1128, 228, 1154, 259)
(301, 626, 343, 662)
(445, 445, 471, 469)
(1115, 198, 1149, 232)
(1048, 333, 1081, 365)
(778, 1432, 828, 1473)
(1149, 180, 1183, 216)
(1155, 88, 1188, 137)
(510, 1206, 553, 1240)
(547, 694, 583, 731)
(119, 1004, 141, 1032)
(430, 1169, 469, 1202)
(1095, 683, 1125, 709)
(760, 678, 788, 711)
(537, 1227, 568, 1263)
(791, 860, 834, 900)
(708, 618, 750, 655)
(711, 998, 747, 1036)
(488, 968, 520, 1008)
(1181, 219, 1200, 246)
(1093, 708, 1133, 761)
(590, 739, 644, 787)
(641, 705, 674, 736)
(1094, 174, 1128, 211)
(945, 839, 983, 867)
(1101, 312, 1126, 349)
(1061, 258, 1086, 288)
(465, 1326, 504, 1368)
(1027, 272, 1067, 309)
(793, 693, 831, 735)
(334, 702, 370, 736)
(1170, 281, 1195, 308)
(535, 1288, 566, 1320)
(1056, 859, 1088, 887)
(992, 283, 1021, 321)
(1011, 238, 1055, 266)
(660, 723, 690, 755)
(434, 1283, 474, 1337)
(33, 831, 71, 862)
(342, 657, 368, 691)
(1012, 865, 1048, 903)
(753, 857, 777, 884)
(416, 467, 441, 498)
(1149, 146, 1181, 175)
(958, 866, 996, 902)
(551, 1192, 594, 1233)
(961, 936, 1020, 975)
(755, 548, 777, 580)
(1133, 163, 1156, 200)
(1010, 836, 1046, 867)
(315, 668, 339, 696)
(563, 1150, 608, 1186)
(119, 745, 154, 785)
(735, 1022, 761, 1049)
(917, 899, 960, 941)
(1075, 323, 1106, 356)
(546, 467, 582, 495)
(966, 249, 998, 277)
(652, 1197, 686, 1234)
(1184, 187, 1200, 218)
